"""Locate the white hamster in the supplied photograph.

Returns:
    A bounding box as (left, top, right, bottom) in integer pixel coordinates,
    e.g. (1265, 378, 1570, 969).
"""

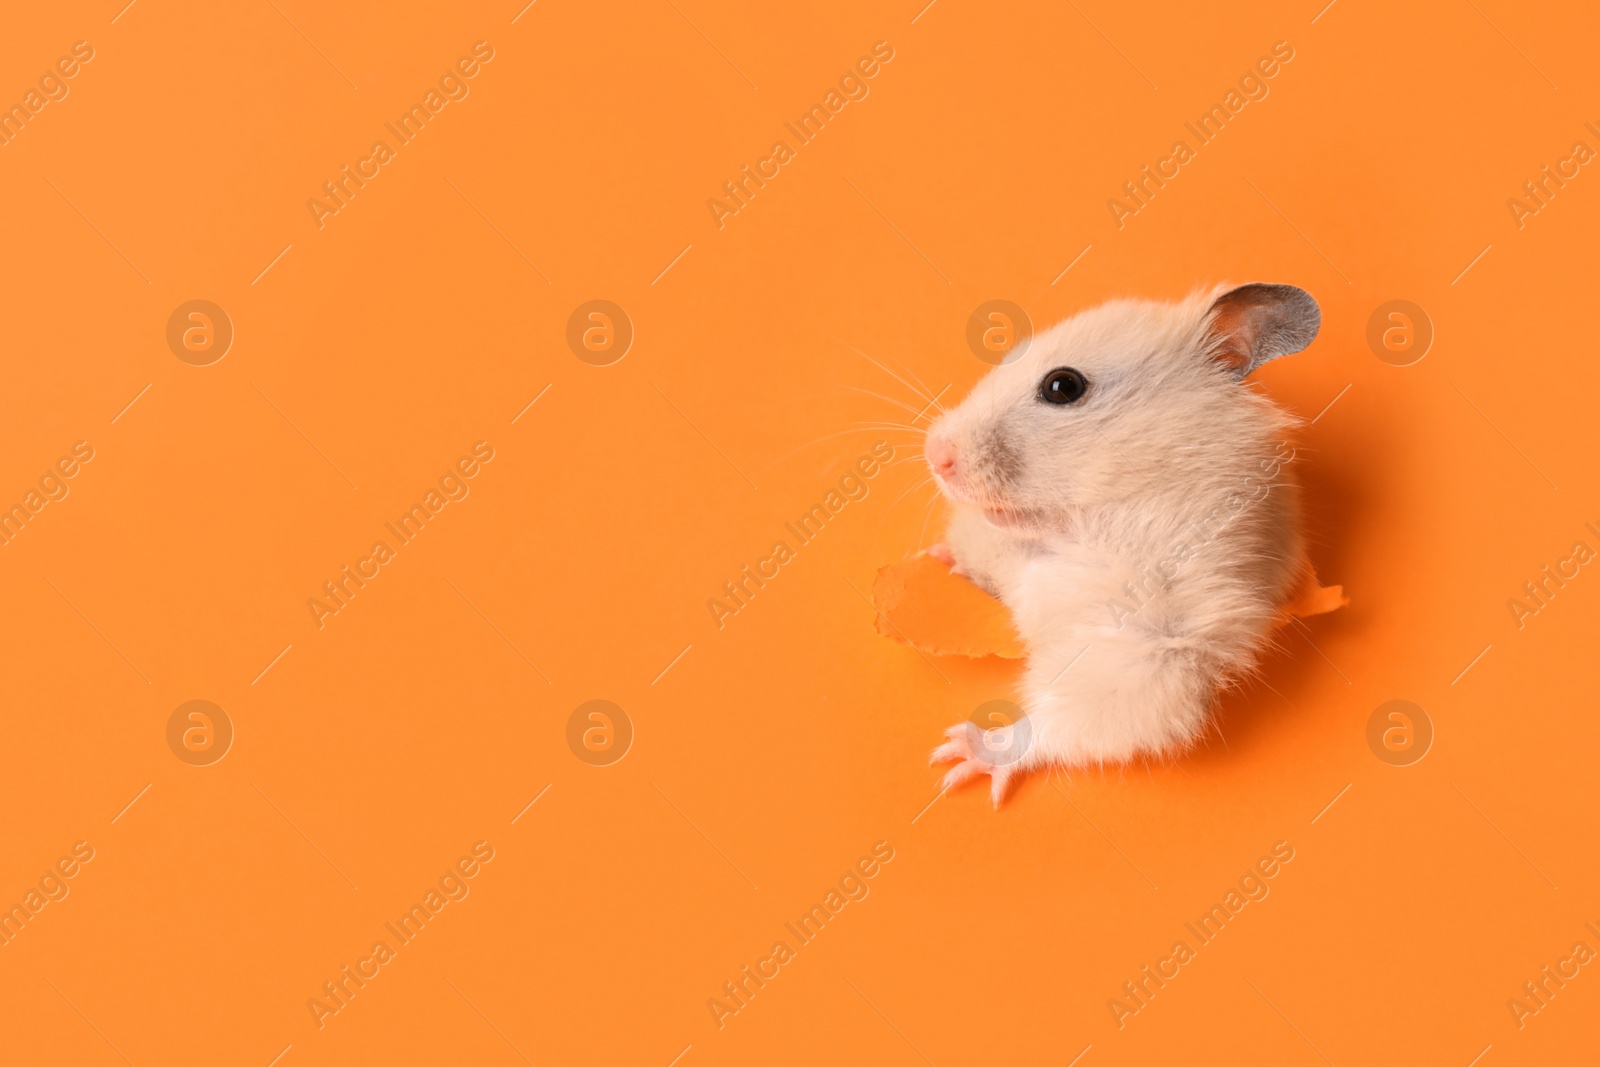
(925, 283, 1321, 806)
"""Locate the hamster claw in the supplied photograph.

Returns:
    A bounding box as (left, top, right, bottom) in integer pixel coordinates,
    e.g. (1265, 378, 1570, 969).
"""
(930, 723, 1021, 809)
(928, 723, 971, 765)
(924, 543, 976, 583)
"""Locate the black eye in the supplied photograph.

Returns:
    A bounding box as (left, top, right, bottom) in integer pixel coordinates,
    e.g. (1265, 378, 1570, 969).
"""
(1039, 367, 1088, 405)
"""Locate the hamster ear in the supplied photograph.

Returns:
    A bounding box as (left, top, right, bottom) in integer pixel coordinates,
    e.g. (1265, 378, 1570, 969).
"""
(1204, 283, 1321, 379)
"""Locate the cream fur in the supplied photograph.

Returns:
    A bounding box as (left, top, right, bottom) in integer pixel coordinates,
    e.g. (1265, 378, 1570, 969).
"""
(926, 285, 1316, 806)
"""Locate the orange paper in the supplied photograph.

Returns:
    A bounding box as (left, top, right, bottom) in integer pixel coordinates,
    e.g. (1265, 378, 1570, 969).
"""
(5, 2, 1595, 1064)
(872, 553, 1026, 658)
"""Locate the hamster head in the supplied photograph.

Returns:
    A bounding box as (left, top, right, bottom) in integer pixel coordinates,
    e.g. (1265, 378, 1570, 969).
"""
(925, 284, 1320, 531)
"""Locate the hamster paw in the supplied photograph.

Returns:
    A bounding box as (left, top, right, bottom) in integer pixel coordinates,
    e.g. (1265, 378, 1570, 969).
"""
(929, 722, 1024, 809)
(925, 543, 980, 584)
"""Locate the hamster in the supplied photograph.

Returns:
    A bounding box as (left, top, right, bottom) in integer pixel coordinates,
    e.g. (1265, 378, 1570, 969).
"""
(925, 283, 1321, 806)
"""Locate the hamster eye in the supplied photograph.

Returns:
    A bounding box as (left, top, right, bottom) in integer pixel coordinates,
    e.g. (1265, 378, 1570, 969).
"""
(1039, 367, 1088, 405)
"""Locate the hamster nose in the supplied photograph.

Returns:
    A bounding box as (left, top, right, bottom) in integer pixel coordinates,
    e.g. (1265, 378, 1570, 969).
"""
(927, 437, 958, 479)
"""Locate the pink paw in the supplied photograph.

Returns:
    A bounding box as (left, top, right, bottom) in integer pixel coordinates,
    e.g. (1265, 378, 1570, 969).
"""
(925, 543, 976, 581)
(929, 722, 1028, 809)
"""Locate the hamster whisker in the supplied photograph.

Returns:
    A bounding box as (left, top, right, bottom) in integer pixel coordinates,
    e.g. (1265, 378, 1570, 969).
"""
(916, 491, 942, 548)
(832, 337, 940, 408)
(847, 421, 926, 433)
(762, 427, 924, 469)
(885, 472, 937, 514)
(839, 385, 932, 422)
(911, 382, 952, 419)
(875, 349, 943, 412)
(881, 452, 928, 471)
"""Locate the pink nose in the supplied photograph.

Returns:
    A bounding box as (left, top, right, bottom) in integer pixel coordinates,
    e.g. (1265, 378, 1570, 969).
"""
(927, 437, 957, 478)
